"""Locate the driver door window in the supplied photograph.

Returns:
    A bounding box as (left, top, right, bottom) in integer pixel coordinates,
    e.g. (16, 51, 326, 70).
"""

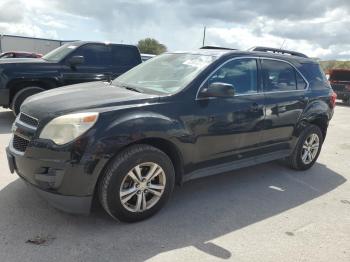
(208, 58, 258, 95)
(67, 44, 111, 66)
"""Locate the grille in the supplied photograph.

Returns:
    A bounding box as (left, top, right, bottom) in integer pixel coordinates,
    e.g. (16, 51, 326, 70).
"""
(19, 113, 38, 128)
(13, 135, 30, 153)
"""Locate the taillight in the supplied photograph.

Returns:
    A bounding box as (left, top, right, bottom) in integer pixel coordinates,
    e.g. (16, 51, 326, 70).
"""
(330, 92, 337, 108)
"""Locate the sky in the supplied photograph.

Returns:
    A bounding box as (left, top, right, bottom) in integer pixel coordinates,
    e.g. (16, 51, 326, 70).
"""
(0, 0, 350, 60)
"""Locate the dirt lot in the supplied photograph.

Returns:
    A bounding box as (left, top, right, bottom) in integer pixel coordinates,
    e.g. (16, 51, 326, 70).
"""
(0, 104, 349, 262)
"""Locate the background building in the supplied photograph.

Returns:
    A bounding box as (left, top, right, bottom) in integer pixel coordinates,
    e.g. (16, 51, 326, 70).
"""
(0, 34, 76, 55)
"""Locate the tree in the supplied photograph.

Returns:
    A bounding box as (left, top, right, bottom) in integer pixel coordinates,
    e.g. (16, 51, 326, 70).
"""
(320, 60, 350, 72)
(137, 38, 167, 55)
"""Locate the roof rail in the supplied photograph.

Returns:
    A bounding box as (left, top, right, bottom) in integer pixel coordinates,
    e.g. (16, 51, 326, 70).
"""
(200, 46, 237, 50)
(249, 46, 308, 58)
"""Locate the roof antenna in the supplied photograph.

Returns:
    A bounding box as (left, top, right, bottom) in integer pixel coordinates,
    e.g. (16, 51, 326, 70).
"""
(280, 39, 286, 50)
(202, 26, 206, 47)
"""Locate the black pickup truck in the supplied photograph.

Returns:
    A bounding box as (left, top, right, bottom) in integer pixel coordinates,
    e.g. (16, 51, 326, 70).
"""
(0, 41, 142, 115)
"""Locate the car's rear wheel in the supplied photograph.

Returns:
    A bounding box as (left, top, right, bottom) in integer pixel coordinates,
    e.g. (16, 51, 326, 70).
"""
(287, 125, 323, 170)
(11, 86, 44, 116)
(98, 144, 175, 222)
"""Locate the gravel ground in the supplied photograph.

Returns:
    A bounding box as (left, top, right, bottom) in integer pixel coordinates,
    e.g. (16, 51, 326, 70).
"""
(0, 104, 349, 262)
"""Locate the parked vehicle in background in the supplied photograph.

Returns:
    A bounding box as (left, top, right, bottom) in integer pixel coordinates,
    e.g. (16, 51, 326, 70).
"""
(141, 53, 156, 62)
(0, 41, 142, 115)
(0, 51, 42, 59)
(6, 46, 336, 222)
(328, 69, 350, 104)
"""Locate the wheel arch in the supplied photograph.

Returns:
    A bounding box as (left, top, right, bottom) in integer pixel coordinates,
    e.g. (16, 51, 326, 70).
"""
(294, 114, 329, 141)
(8, 78, 57, 104)
(130, 137, 184, 185)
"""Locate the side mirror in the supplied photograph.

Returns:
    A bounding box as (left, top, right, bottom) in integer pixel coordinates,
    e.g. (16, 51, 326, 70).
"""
(68, 56, 84, 66)
(199, 82, 235, 98)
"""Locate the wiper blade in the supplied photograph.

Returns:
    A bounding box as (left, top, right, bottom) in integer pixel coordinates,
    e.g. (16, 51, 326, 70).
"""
(125, 86, 142, 93)
(118, 84, 143, 93)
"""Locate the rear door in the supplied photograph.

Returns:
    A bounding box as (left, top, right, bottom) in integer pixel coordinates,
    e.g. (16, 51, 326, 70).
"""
(61, 43, 112, 86)
(260, 58, 309, 150)
(110, 45, 142, 79)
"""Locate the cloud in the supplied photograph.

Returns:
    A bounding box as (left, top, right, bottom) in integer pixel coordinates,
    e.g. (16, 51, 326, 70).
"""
(0, 0, 24, 23)
(1, 0, 350, 59)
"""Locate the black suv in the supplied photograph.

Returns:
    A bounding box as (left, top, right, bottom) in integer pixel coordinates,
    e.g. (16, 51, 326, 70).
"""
(6, 46, 336, 222)
(0, 41, 142, 115)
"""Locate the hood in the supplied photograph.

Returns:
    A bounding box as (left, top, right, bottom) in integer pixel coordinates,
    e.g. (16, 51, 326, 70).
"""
(21, 81, 159, 119)
(0, 58, 47, 65)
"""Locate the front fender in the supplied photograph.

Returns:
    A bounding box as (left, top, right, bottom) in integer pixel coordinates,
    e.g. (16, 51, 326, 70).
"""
(95, 110, 190, 156)
(78, 110, 192, 194)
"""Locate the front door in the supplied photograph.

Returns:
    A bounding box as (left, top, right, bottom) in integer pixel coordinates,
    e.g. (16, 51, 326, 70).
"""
(190, 58, 265, 168)
(61, 43, 112, 86)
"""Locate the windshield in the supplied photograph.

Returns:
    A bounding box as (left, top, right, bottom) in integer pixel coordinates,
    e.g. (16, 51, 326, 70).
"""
(42, 43, 80, 62)
(113, 53, 216, 94)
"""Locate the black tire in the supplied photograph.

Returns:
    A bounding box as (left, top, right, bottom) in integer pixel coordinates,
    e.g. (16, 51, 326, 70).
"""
(98, 144, 175, 222)
(287, 124, 324, 170)
(11, 87, 44, 116)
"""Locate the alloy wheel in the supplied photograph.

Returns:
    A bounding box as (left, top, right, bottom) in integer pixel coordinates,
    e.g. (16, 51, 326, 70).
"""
(301, 133, 320, 165)
(119, 162, 166, 212)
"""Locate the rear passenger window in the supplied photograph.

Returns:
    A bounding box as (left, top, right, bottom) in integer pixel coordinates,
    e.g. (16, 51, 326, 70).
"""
(262, 60, 297, 92)
(111, 46, 140, 67)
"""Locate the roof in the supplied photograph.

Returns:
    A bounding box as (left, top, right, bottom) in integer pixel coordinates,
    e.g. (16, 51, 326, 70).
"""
(66, 41, 138, 48)
(170, 48, 315, 63)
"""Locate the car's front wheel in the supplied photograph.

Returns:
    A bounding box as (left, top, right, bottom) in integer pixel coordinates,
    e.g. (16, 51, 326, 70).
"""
(11, 86, 45, 116)
(98, 144, 175, 222)
(287, 125, 324, 170)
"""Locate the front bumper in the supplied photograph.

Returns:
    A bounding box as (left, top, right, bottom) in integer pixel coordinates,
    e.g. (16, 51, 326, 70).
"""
(6, 144, 99, 215)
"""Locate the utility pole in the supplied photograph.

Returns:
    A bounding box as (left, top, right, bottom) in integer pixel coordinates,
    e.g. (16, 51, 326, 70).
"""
(202, 26, 206, 47)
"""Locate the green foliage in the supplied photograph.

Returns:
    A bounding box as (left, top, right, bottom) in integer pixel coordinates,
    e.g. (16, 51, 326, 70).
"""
(137, 38, 167, 55)
(320, 61, 350, 71)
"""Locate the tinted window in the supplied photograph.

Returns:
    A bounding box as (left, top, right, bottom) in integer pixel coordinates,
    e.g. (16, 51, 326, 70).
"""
(111, 46, 140, 66)
(300, 63, 331, 90)
(208, 58, 258, 95)
(70, 44, 111, 66)
(262, 60, 297, 92)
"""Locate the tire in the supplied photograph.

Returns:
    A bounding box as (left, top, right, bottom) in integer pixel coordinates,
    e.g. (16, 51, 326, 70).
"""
(11, 87, 44, 116)
(98, 144, 175, 222)
(287, 124, 324, 170)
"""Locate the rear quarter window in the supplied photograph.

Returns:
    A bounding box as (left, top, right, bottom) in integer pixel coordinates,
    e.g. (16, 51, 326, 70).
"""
(299, 63, 330, 89)
(111, 45, 141, 67)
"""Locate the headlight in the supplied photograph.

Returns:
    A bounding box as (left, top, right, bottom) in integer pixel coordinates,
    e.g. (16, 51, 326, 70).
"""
(40, 112, 99, 145)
